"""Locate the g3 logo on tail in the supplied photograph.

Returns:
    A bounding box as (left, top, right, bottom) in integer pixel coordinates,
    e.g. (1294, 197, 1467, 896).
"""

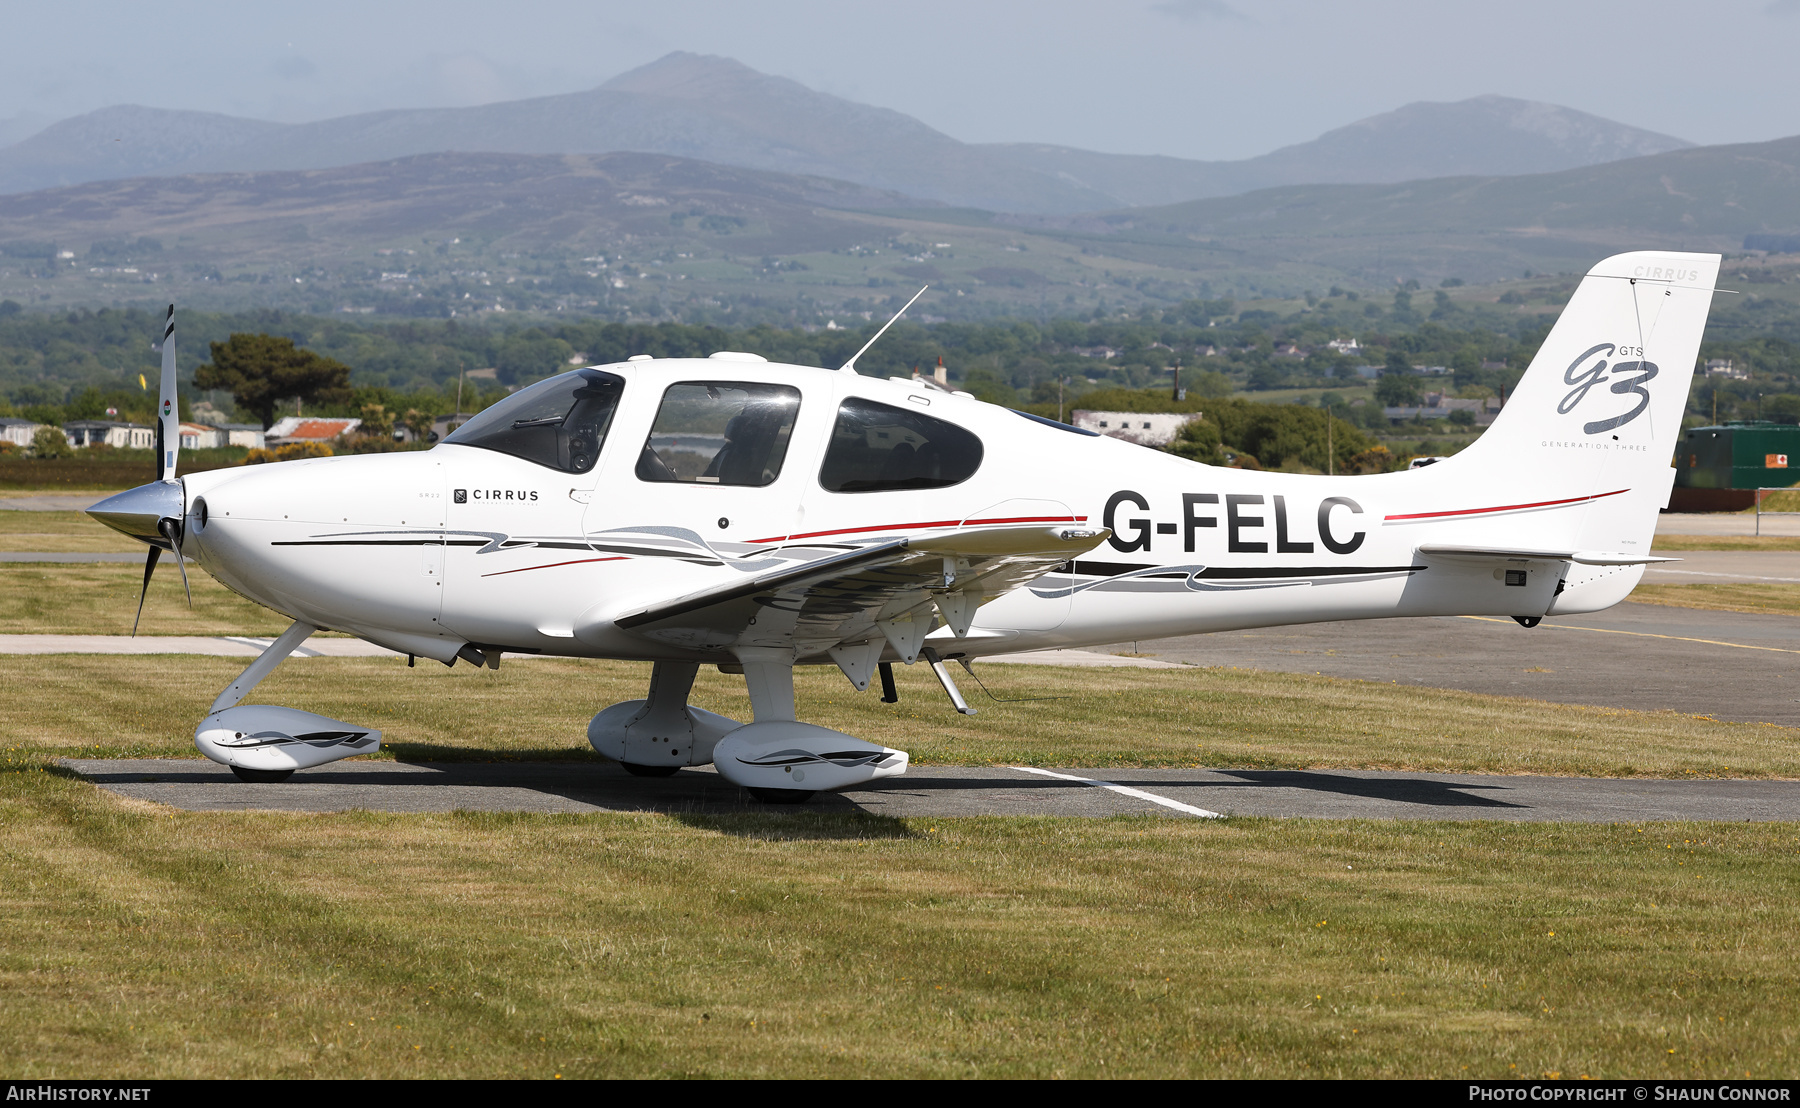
(1559, 342, 1658, 435)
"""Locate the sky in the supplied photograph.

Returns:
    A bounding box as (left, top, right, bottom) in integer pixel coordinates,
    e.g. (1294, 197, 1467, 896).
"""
(2, 0, 1798, 160)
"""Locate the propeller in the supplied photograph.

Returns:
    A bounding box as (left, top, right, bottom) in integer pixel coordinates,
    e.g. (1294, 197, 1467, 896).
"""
(91, 305, 190, 636)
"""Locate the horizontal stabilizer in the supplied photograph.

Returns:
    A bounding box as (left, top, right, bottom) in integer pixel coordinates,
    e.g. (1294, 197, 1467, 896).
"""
(1417, 544, 1678, 566)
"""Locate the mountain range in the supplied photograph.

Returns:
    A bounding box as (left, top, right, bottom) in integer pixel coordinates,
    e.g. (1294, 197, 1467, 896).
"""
(0, 53, 1694, 213)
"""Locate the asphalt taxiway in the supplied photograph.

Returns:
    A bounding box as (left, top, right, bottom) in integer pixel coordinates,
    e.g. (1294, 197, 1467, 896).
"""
(1095, 600, 1800, 726)
(60, 759, 1800, 822)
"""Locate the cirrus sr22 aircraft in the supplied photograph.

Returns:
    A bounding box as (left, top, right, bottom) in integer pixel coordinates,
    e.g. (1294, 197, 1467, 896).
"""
(88, 250, 1719, 801)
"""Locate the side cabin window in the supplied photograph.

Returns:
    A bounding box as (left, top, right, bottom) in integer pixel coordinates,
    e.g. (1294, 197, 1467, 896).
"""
(440, 368, 622, 474)
(636, 381, 801, 487)
(818, 397, 983, 493)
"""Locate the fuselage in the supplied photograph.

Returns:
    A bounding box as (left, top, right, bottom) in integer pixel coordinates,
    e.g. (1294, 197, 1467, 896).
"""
(177, 355, 1656, 668)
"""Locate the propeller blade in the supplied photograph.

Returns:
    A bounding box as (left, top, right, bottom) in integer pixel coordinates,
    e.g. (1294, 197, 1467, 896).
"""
(158, 517, 191, 608)
(132, 545, 162, 638)
(155, 305, 178, 483)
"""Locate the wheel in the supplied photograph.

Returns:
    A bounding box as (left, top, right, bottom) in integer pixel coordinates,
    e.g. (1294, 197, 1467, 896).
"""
(748, 787, 813, 804)
(620, 762, 682, 778)
(230, 766, 294, 783)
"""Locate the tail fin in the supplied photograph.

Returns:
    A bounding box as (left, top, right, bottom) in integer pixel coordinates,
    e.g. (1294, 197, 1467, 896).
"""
(1448, 250, 1717, 544)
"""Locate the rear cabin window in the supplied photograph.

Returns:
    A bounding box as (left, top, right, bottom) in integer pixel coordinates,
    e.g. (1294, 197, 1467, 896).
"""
(440, 369, 622, 474)
(635, 381, 801, 487)
(818, 397, 984, 493)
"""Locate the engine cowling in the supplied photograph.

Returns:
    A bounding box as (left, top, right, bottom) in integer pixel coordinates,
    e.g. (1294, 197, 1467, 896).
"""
(712, 722, 908, 793)
(195, 705, 381, 772)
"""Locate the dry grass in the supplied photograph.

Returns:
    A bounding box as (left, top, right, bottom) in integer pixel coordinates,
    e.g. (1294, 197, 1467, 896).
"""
(6, 654, 1800, 780)
(1, 762, 1797, 1078)
(0, 509, 140, 553)
(1631, 584, 1800, 619)
(0, 562, 290, 636)
(1652, 535, 1800, 552)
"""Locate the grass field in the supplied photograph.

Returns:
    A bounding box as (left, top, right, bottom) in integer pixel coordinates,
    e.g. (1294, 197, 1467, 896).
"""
(7, 654, 1799, 779)
(0, 509, 140, 553)
(1652, 535, 1800, 552)
(0, 562, 289, 636)
(3, 764, 1797, 1078)
(7, 586, 1800, 1074)
(1631, 584, 1800, 619)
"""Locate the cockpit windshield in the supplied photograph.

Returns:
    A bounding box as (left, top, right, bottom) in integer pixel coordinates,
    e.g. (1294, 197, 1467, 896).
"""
(441, 368, 623, 473)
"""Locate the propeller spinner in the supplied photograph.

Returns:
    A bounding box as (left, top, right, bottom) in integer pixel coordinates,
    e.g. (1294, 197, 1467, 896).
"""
(86, 305, 190, 634)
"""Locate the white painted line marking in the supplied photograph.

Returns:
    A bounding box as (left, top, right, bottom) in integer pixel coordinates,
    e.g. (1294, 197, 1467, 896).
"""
(1009, 766, 1223, 819)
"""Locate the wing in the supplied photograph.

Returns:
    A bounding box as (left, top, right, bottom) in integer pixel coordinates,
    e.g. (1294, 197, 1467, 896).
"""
(610, 522, 1109, 662)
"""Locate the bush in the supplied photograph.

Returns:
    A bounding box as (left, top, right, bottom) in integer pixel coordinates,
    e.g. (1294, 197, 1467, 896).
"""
(243, 442, 334, 465)
(30, 426, 73, 459)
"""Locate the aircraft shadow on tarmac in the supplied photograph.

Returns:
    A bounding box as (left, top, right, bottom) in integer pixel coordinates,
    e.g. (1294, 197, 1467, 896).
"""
(68, 762, 1528, 812)
(1169, 770, 1525, 809)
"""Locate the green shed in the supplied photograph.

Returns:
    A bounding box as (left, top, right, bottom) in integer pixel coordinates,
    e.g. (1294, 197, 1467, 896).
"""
(1671, 422, 1800, 511)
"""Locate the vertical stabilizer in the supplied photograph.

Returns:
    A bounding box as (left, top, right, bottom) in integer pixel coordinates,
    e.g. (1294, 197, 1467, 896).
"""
(1433, 252, 1719, 610)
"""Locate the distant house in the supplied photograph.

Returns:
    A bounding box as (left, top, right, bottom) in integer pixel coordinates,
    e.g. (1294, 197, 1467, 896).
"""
(1272, 342, 1307, 359)
(1326, 338, 1361, 355)
(1194, 345, 1219, 357)
(265, 417, 361, 446)
(63, 420, 154, 449)
(1353, 365, 1381, 379)
(1068, 346, 1119, 360)
(1480, 359, 1508, 371)
(179, 422, 221, 450)
(1382, 396, 1503, 425)
(1412, 364, 1452, 376)
(1705, 358, 1749, 381)
(1071, 410, 1201, 447)
(0, 417, 48, 449)
(220, 424, 266, 450)
(431, 413, 476, 441)
(909, 358, 952, 393)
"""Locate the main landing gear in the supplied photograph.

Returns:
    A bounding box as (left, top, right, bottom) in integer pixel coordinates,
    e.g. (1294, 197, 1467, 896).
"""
(589, 650, 909, 803)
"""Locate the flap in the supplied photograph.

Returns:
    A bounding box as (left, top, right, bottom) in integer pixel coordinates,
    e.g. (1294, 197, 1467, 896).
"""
(1417, 544, 1678, 566)
(609, 523, 1108, 656)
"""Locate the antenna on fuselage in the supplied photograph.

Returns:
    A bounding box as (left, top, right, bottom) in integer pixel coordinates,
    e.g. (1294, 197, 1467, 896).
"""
(838, 285, 929, 374)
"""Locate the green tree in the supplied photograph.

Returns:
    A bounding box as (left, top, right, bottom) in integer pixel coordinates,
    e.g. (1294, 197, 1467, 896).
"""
(1376, 370, 1422, 407)
(30, 425, 73, 459)
(961, 367, 1017, 406)
(193, 334, 352, 430)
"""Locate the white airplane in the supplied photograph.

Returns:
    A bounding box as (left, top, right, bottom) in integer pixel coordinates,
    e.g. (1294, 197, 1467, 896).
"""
(89, 250, 1719, 801)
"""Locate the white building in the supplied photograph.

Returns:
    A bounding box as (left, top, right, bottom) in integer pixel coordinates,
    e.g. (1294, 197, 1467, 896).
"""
(179, 422, 222, 449)
(1071, 410, 1202, 447)
(63, 421, 154, 448)
(0, 417, 50, 449)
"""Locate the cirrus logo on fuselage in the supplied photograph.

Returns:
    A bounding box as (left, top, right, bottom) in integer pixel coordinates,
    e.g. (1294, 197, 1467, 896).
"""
(1559, 342, 1658, 435)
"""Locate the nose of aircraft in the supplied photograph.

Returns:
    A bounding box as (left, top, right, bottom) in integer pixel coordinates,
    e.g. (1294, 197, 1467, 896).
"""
(88, 480, 185, 548)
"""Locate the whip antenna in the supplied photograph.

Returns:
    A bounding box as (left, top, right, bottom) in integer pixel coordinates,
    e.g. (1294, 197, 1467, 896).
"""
(838, 286, 929, 374)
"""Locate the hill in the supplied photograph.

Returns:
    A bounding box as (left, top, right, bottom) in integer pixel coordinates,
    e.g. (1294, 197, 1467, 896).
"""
(0, 55, 1693, 213)
(3, 130, 1798, 323)
(981, 95, 1692, 207)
